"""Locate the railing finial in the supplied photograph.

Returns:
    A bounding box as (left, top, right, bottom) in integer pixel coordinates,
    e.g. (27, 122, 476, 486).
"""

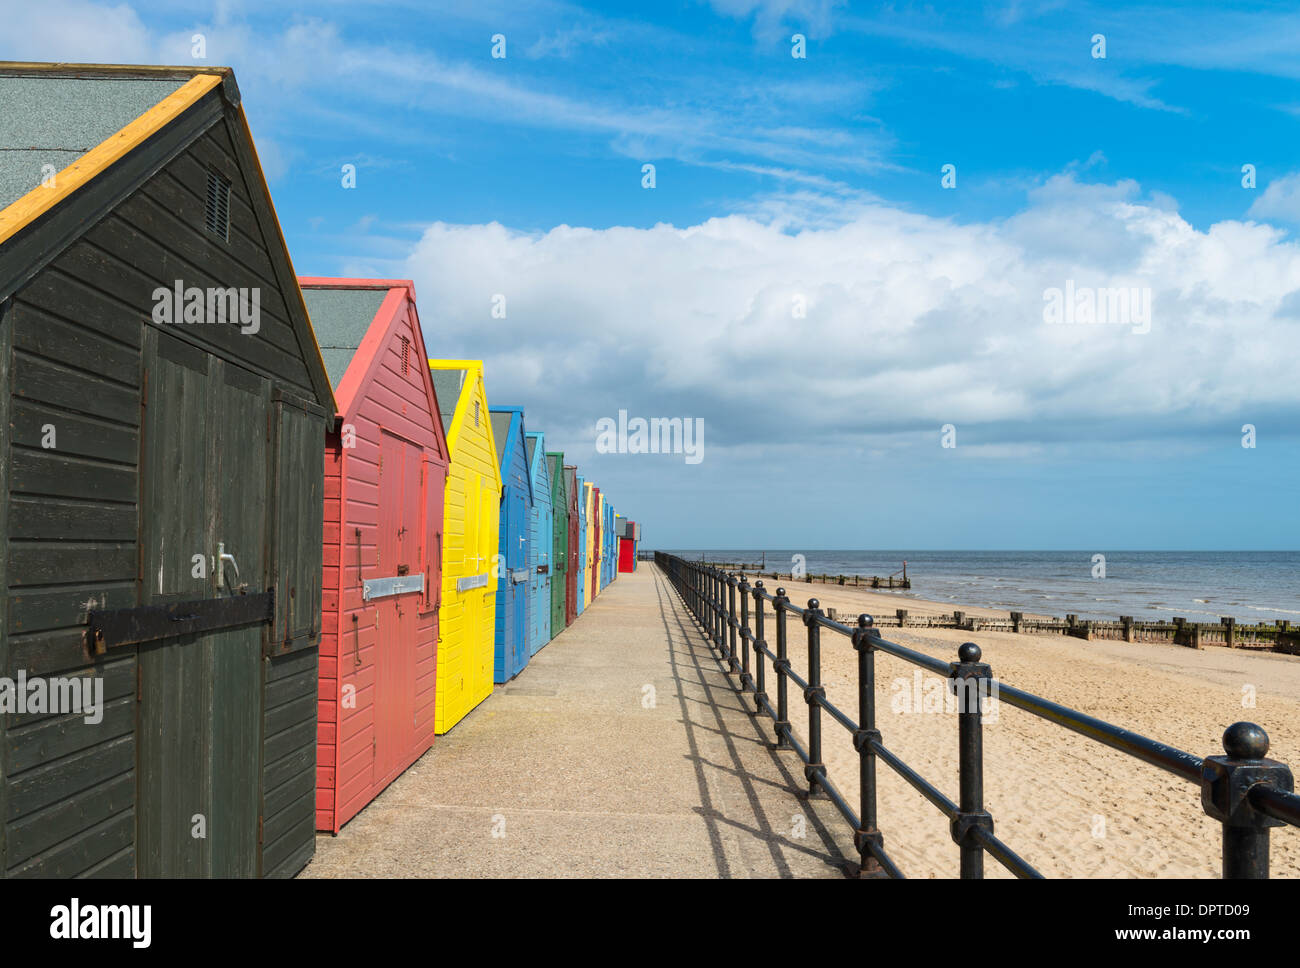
(1223, 722, 1269, 760)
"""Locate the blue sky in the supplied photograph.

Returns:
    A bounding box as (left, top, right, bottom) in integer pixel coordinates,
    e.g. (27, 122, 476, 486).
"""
(5, 0, 1300, 549)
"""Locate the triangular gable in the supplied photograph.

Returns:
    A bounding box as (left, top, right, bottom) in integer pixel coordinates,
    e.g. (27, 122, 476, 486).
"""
(547, 452, 566, 507)
(430, 360, 500, 487)
(525, 432, 550, 506)
(566, 467, 580, 514)
(490, 408, 534, 505)
(0, 62, 335, 415)
(299, 278, 448, 464)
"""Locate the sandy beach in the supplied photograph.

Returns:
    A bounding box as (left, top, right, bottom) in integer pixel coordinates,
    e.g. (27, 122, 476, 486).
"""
(744, 575, 1300, 878)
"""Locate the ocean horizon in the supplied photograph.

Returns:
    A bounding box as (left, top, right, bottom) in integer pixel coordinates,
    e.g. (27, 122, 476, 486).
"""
(661, 550, 1300, 624)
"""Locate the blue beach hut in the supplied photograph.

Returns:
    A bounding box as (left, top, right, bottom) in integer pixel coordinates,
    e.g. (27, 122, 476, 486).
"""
(575, 474, 588, 615)
(491, 407, 532, 682)
(525, 431, 554, 655)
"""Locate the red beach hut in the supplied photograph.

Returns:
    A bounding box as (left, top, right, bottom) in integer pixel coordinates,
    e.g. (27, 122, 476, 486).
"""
(300, 278, 449, 833)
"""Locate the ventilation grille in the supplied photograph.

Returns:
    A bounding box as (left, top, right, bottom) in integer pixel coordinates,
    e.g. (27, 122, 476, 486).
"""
(205, 169, 231, 242)
(474, 399, 480, 426)
(400, 336, 410, 375)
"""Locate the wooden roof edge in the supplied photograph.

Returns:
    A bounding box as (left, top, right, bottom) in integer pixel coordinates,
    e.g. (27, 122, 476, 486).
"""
(429, 358, 484, 369)
(298, 277, 416, 299)
(0, 62, 233, 78)
(229, 103, 336, 415)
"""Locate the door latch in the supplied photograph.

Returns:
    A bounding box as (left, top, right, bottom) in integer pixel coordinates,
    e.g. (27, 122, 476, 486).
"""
(217, 542, 241, 590)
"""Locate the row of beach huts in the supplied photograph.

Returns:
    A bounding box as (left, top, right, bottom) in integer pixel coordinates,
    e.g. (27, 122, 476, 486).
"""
(0, 62, 639, 877)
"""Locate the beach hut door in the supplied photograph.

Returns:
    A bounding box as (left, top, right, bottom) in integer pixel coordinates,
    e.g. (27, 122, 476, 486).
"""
(135, 332, 268, 877)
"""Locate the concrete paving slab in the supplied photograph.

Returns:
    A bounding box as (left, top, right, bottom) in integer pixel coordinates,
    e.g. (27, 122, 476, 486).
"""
(302, 566, 855, 878)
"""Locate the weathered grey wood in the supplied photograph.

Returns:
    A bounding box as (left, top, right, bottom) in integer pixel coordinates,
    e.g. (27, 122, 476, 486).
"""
(7, 811, 135, 878)
(8, 543, 135, 585)
(10, 403, 138, 466)
(5, 734, 134, 820)
(11, 301, 139, 385)
(1, 73, 328, 880)
(6, 773, 134, 869)
(8, 497, 135, 541)
(9, 449, 135, 503)
(6, 629, 95, 679)
(11, 351, 136, 424)
(0, 297, 11, 874)
(7, 697, 134, 773)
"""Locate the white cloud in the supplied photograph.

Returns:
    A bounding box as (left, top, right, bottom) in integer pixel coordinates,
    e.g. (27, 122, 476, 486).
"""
(1248, 172, 1300, 224)
(405, 175, 1300, 453)
(0, 0, 153, 62)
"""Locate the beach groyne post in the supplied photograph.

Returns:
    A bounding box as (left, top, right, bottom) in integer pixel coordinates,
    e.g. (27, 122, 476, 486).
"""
(1201, 724, 1294, 879)
(752, 581, 768, 718)
(803, 599, 826, 796)
(773, 587, 792, 749)
(950, 642, 993, 879)
(852, 614, 886, 877)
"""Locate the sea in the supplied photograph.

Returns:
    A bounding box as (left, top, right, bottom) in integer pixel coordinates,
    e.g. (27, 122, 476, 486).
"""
(662, 550, 1300, 624)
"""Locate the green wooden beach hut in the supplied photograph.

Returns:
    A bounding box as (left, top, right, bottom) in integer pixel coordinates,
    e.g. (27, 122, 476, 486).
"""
(547, 451, 568, 637)
(0, 63, 334, 877)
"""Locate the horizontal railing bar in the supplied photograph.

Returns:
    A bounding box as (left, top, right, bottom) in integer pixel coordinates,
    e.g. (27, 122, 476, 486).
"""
(817, 695, 858, 734)
(867, 840, 906, 879)
(971, 826, 1044, 879)
(785, 666, 810, 693)
(816, 772, 861, 832)
(760, 590, 1207, 785)
(1249, 783, 1300, 827)
(782, 726, 811, 766)
(993, 682, 1203, 783)
(870, 739, 959, 820)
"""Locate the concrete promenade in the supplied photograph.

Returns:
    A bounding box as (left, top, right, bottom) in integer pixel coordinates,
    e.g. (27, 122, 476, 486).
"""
(302, 565, 854, 878)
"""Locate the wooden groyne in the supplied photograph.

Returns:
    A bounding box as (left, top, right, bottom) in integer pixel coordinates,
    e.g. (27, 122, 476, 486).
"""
(726, 570, 1296, 655)
(807, 607, 1298, 654)
(716, 563, 912, 590)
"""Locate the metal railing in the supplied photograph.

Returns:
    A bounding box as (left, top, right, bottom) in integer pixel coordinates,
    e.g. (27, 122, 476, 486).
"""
(655, 552, 1300, 879)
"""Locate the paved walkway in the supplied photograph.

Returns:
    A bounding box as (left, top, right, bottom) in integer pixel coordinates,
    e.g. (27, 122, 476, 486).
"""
(302, 565, 854, 878)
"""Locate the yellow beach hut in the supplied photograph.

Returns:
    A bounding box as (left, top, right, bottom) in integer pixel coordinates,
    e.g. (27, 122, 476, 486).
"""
(584, 481, 596, 604)
(428, 360, 501, 733)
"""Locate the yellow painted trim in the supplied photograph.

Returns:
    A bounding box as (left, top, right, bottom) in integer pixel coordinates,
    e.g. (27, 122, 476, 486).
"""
(0, 72, 223, 246)
(234, 105, 338, 416)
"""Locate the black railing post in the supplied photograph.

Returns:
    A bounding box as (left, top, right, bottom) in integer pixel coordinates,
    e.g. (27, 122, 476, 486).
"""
(718, 570, 726, 647)
(1201, 722, 1294, 878)
(949, 642, 993, 879)
(738, 574, 752, 695)
(727, 573, 739, 673)
(773, 587, 791, 749)
(803, 599, 826, 796)
(752, 581, 767, 716)
(852, 614, 886, 877)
